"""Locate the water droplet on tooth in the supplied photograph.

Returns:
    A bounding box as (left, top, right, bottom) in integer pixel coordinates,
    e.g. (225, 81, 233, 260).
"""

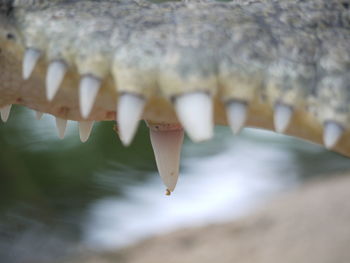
(323, 121, 343, 149)
(23, 48, 41, 80)
(150, 128, 184, 193)
(174, 92, 213, 142)
(79, 121, 94, 143)
(79, 76, 101, 119)
(0, 105, 12, 122)
(226, 101, 247, 134)
(35, 111, 43, 120)
(274, 104, 293, 133)
(117, 94, 146, 146)
(46, 61, 67, 101)
(55, 117, 67, 139)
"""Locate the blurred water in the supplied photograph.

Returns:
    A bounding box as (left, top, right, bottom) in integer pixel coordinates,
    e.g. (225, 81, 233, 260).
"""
(83, 129, 301, 249)
(1, 107, 350, 262)
(82, 128, 346, 250)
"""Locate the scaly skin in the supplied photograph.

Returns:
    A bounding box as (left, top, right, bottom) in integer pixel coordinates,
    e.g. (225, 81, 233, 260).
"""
(1, 0, 350, 155)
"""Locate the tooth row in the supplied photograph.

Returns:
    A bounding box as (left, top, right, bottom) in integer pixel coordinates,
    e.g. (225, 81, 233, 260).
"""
(4, 103, 344, 195)
(23, 49, 102, 120)
(22, 48, 214, 144)
(54, 118, 95, 142)
(0, 101, 344, 194)
(21, 47, 346, 151)
(32, 110, 95, 142)
(20, 52, 345, 152)
(5, 102, 344, 152)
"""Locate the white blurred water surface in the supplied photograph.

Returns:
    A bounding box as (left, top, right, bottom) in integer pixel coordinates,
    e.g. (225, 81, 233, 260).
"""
(82, 128, 320, 250)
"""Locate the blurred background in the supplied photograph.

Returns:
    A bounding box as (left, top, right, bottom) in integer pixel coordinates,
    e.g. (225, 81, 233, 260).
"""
(1, 105, 350, 263)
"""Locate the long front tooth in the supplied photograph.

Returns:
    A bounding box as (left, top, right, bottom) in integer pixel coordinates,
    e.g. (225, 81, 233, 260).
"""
(323, 121, 344, 149)
(274, 104, 293, 133)
(174, 92, 213, 142)
(35, 111, 43, 120)
(0, 105, 12, 122)
(46, 61, 67, 101)
(55, 117, 67, 139)
(23, 48, 41, 80)
(117, 94, 146, 146)
(150, 128, 184, 194)
(79, 121, 94, 143)
(226, 101, 247, 134)
(79, 76, 101, 119)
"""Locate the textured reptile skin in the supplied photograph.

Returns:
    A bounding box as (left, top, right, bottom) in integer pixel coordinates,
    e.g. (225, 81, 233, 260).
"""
(1, 0, 350, 155)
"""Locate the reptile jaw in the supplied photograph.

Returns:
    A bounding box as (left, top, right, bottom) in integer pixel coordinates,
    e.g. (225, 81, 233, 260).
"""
(1, 0, 350, 193)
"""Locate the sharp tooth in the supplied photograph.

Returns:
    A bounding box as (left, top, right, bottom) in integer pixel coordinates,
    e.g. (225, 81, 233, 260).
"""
(226, 101, 247, 134)
(117, 94, 146, 146)
(150, 128, 184, 194)
(46, 61, 67, 101)
(79, 76, 101, 119)
(23, 48, 41, 80)
(55, 117, 67, 139)
(174, 92, 213, 142)
(0, 105, 12, 122)
(79, 121, 94, 143)
(274, 104, 293, 133)
(323, 121, 344, 149)
(35, 111, 43, 120)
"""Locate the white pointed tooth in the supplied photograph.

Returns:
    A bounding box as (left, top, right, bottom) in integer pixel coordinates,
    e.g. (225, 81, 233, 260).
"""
(55, 117, 67, 139)
(79, 76, 101, 119)
(35, 111, 43, 120)
(0, 105, 12, 122)
(79, 121, 94, 143)
(117, 94, 146, 146)
(323, 122, 344, 149)
(226, 101, 247, 134)
(174, 92, 213, 142)
(150, 128, 184, 193)
(46, 61, 67, 101)
(274, 104, 293, 133)
(23, 48, 41, 80)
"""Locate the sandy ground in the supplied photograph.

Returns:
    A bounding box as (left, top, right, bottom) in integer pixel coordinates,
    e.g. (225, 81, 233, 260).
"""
(71, 173, 350, 263)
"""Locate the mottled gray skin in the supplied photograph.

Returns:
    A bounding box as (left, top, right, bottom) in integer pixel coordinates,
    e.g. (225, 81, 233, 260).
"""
(1, 0, 350, 155)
